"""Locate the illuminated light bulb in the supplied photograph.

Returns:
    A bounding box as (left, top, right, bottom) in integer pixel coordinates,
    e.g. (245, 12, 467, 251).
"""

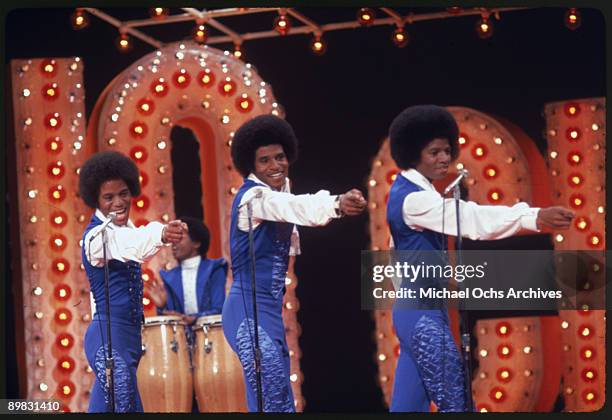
(569, 194, 585, 209)
(583, 390, 597, 403)
(489, 387, 506, 402)
(561, 321, 569, 329)
(380, 375, 389, 383)
(233, 43, 243, 59)
(40, 59, 57, 77)
(229, 187, 238, 195)
(285, 301, 293, 310)
(458, 134, 468, 146)
(488, 189, 503, 203)
(523, 346, 532, 354)
(142, 297, 151, 306)
(53, 258, 70, 275)
(54, 284, 72, 301)
(160, 117, 171, 125)
(57, 333, 74, 349)
(496, 322, 511, 336)
(50, 234, 68, 251)
(506, 156, 515, 164)
(197, 69, 215, 87)
(591, 123, 599, 131)
(107, 137, 117, 146)
(479, 349, 488, 357)
(578, 325, 593, 338)
(37, 359, 45, 367)
(59, 381, 74, 397)
(158, 165, 167, 174)
(39, 383, 48, 392)
(58, 356, 75, 373)
(574, 216, 590, 231)
(29, 215, 38, 223)
(479, 372, 488, 379)
(156, 140, 167, 150)
(582, 368, 596, 382)
(22, 88, 31, 97)
(494, 136, 503, 145)
(150, 7, 168, 18)
(172, 69, 191, 88)
(386, 170, 399, 185)
(564, 8, 581, 30)
(137, 98, 155, 116)
(44, 112, 62, 130)
(47, 161, 65, 179)
(310, 34, 327, 55)
(130, 146, 148, 163)
(480, 327, 488, 335)
(273, 14, 291, 35)
(549, 151, 558, 159)
(219, 78, 237, 96)
(483, 165, 499, 179)
(27, 189, 38, 199)
(236, 94, 254, 113)
(497, 344, 512, 358)
(290, 373, 298, 382)
(357, 8, 375, 26)
(221, 115, 231, 124)
(587, 233, 602, 248)
(129, 121, 148, 139)
(378, 353, 387, 361)
(568, 173, 583, 187)
(150, 78, 169, 97)
(581, 347, 594, 361)
(134, 195, 150, 212)
(476, 16, 494, 39)
(116, 32, 132, 53)
(55, 308, 73, 325)
(566, 127, 581, 141)
(49, 185, 66, 202)
(567, 151, 582, 166)
(35, 311, 44, 319)
(497, 368, 512, 382)
(597, 206, 604, 214)
(391, 26, 409, 48)
(192, 23, 208, 44)
(564, 102, 581, 117)
(555, 234, 564, 243)
(42, 83, 59, 101)
(33, 287, 43, 296)
(471, 144, 487, 159)
(369, 179, 377, 187)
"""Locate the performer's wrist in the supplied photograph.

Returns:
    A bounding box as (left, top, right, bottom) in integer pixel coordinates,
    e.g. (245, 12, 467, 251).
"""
(334, 195, 344, 217)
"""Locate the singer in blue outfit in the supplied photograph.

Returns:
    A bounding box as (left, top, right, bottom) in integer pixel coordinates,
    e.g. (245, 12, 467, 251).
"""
(222, 115, 367, 412)
(147, 216, 227, 325)
(386, 105, 575, 412)
(79, 151, 185, 412)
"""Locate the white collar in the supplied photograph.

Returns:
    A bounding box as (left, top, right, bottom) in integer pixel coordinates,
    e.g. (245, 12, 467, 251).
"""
(400, 169, 437, 192)
(94, 209, 136, 228)
(247, 173, 291, 193)
(181, 255, 201, 269)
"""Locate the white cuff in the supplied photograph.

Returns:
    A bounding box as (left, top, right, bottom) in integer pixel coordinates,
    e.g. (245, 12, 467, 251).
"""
(521, 209, 540, 232)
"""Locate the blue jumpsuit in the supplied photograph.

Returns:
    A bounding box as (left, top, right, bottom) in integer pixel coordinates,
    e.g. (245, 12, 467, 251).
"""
(81, 215, 144, 412)
(222, 179, 295, 412)
(387, 175, 466, 412)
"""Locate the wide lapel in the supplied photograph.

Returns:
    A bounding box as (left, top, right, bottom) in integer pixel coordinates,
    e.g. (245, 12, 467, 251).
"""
(167, 267, 185, 313)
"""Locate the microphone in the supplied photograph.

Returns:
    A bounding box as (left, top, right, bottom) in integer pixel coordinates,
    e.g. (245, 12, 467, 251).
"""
(88, 211, 118, 242)
(443, 169, 469, 195)
(238, 189, 263, 209)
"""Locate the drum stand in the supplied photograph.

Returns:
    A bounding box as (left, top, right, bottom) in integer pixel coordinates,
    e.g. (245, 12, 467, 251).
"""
(246, 201, 264, 412)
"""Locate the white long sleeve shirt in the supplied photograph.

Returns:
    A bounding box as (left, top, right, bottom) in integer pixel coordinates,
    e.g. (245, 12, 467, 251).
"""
(237, 174, 342, 255)
(399, 169, 540, 241)
(181, 255, 201, 315)
(84, 209, 167, 267)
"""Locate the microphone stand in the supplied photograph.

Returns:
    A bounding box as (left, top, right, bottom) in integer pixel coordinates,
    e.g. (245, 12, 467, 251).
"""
(246, 201, 264, 412)
(101, 227, 116, 412)
(451, 183, 474, 412)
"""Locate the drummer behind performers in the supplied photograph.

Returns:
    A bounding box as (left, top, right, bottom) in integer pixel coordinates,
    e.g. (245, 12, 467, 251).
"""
(79, 151, 186, 413)
(386, 105, 575, 412)
(146, 216, 228, 325)
(222, 114, 367, 412)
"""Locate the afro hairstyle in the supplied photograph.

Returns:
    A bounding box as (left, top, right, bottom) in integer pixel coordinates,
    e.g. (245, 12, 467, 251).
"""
(180, 216, 211, 256)
(79, 151, 141, 209)
(388, 105, 459, 169)
(231, 114, 298, 177)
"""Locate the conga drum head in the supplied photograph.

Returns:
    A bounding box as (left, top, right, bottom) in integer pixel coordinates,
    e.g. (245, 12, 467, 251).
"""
(193, 315, 246, 412)
(137, 315, 193, 412)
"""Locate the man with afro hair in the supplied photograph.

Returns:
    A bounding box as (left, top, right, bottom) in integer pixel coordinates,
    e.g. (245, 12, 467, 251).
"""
(386, 105, 574, 412)
(79, 151, 186, 412)
(222, 114, 367, 412)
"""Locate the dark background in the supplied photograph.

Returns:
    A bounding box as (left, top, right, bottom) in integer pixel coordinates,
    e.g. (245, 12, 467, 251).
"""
(4, 6, 606, 411)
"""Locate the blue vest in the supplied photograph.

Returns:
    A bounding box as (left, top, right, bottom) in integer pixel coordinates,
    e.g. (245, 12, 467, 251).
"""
(387, 175, 448, 301)
(159, 258, 227, 316)
(81, 215, 143, 326)
(229, 179, 294, 300)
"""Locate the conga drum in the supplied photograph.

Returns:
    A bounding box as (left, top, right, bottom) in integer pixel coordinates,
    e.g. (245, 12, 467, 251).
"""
(193, 314, 247, 412)
(137, 316, 193, 412)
